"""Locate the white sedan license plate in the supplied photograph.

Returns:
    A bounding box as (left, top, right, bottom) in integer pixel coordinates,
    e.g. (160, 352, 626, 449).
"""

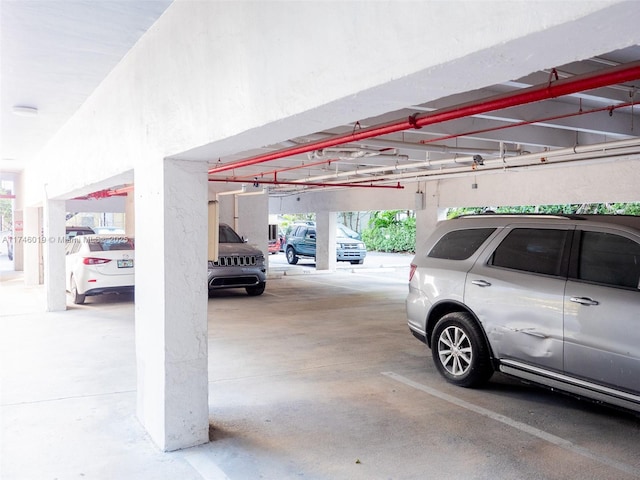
(117, 259, 134, 268)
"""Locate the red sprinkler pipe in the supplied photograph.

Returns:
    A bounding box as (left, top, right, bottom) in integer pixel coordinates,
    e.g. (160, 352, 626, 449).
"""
(420, 100, 639, 145)
(208, 61, 640, 175)
(208, 178, 404, 189)
(231, 157, 338, 181)
(221, 100, 634, 183)
(73, 185, 133, 201)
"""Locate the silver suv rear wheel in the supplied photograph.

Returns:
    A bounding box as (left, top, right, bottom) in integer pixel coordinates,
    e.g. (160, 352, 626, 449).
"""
(432, 312, 493, 387)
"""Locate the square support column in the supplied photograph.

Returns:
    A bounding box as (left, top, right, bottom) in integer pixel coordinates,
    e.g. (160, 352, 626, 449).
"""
(415, 183, 448, 255)
(125, 191, 135, 236)
(43, 199, 66, 311)
(135, 158, 209, 451)
(12, 209, 24, 272)
(21, 207, 41, 284)
(315, 211, 336, 271)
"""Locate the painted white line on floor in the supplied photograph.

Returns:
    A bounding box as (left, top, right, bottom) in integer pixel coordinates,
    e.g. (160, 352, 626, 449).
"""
(382, 371, 639, 477)
(183, 452, 231, 480)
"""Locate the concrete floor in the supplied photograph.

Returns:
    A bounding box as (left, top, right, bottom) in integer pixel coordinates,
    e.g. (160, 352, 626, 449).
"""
(2, 252, 640, 479)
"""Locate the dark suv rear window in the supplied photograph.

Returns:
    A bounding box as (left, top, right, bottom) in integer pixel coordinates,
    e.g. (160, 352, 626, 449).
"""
(491, 228, 569, 276)
(428, 228, 495, 260)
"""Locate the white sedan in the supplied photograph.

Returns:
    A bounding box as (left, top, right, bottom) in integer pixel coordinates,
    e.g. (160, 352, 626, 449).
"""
(65, 234, 135, 304)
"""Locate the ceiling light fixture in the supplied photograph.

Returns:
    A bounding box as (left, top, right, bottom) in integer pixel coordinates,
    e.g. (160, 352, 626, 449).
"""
(12, 105, 39, 117)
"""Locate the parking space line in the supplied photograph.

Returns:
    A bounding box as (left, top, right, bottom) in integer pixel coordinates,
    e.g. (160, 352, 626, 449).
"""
(382, 371, 639, 477)
(183, 451, 231, 480)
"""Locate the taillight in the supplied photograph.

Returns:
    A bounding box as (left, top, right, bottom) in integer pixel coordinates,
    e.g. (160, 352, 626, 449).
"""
(83, 257, 111, 265)
(409, 263, 417, 282)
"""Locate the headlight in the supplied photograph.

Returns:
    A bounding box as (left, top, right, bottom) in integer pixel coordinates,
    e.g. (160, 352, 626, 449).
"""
(358, 243, 365, 249)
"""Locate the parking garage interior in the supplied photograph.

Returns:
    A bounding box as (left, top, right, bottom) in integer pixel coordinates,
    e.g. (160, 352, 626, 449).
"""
(2, 1, 640, 478)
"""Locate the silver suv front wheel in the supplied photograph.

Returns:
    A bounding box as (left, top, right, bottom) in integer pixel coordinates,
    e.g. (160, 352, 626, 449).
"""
(431, 312, 493, 387)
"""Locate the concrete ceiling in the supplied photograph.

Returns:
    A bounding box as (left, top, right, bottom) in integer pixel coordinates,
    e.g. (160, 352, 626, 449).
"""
(2, 1, 640, 198)
(208, 47, 640, 196)
(0, 0, 174, 177)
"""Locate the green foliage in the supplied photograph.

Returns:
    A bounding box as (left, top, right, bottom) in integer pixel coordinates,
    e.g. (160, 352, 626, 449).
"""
(279, 213, 315, 231)
(362, 210, 416, 253)
(0, 187, 12, 231)
(339, 211, 366, 232)
(447, 203, 640, 218)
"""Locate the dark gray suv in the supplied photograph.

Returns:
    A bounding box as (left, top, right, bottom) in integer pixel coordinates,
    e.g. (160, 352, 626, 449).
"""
(208, 223, 266, 296)
(407, 214, 640, 413)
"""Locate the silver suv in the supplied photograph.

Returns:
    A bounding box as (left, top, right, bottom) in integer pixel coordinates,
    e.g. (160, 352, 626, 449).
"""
(208, 223, 266, 296)
(406, 214, 640, 413)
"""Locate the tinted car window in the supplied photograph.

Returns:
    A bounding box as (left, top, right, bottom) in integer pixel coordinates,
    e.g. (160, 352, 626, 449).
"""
(428, 228, 495, 260)
(491, 228, 569, 276)
(578, 231, 640, 289)
(88, 237, 135, 251)
(219, 224, 244, 243)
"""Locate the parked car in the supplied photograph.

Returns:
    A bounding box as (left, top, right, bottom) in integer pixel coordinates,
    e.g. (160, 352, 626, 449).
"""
(65, 234, 135, 304)
(93, 226, 125, 235)
(283, 221, 315, 250)
(285, 223, 367, 265)
(208, 223, 267, 296)
(268, 236, 281, 254)
(406, 214, 640, 413)
(337, 223, 362, 240)
(66, 225, 95, 240)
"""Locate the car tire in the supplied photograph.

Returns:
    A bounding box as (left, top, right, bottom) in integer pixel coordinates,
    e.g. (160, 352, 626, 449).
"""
(350, 259, 364, 265)
(70, 276, 86, 305)
(431, 312, 493, 387)
(286, 247, 298, 265)
(246, 282, 266, 296)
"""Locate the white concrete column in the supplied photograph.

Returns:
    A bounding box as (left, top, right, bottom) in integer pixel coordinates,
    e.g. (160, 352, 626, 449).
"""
(135, 157, 209, 452)
(12, 209, 23, 272)
(315, 211, 337, 271)
(22, 207, 40, 284)
(42, 198, 66, 311)
(9, 173, 24, 272)
(237, 189, 269, 259)
(125, 191, 135, 235)
(415, 182, 448, 256)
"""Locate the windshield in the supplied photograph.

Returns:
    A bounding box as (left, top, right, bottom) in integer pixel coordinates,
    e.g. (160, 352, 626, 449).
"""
(219, 224, 244, 243)
(337, 224, 361, 240)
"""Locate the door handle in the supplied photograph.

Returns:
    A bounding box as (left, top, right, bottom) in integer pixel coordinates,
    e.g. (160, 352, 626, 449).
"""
(570, 297, 599, 306)
(471, 279, 492, 287)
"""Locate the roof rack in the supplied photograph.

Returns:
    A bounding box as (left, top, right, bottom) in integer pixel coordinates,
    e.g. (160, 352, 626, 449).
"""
(453, 213, 640, 228)
(454, 213, 577, 220)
